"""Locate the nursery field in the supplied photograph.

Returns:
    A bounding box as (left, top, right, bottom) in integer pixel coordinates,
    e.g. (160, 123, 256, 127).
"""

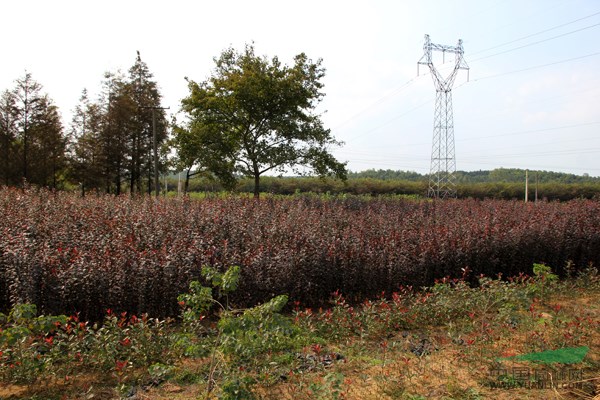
(1, 188, 599, 399)
(1, 187, 600, 319)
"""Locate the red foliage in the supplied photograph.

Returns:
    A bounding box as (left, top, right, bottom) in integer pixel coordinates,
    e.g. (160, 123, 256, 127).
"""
(1, 187, 599, 319)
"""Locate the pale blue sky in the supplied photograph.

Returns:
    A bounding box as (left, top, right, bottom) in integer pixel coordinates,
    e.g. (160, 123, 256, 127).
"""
(2, 0, 599, 175)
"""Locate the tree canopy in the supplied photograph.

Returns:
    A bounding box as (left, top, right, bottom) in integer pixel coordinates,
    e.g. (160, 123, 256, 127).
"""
(179, 44, 347, 197)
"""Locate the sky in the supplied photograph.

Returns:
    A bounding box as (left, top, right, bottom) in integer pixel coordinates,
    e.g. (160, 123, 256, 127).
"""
(2, 0, 600, 176)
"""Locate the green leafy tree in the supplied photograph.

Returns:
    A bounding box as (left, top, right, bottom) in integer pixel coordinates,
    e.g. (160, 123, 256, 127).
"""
(170, 121, 214, 195)
(181, 43, 347, 198)
(170, 118, 237, 194)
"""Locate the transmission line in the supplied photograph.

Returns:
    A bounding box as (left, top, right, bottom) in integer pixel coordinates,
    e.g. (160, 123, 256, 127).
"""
(459, 121, 600, 142)
(474, 51, 600, 81)
(471, 22, 600, 63)
(471, 10, 600, 56)
(330, 77, 421, 132)
(341, 96, 434, 143)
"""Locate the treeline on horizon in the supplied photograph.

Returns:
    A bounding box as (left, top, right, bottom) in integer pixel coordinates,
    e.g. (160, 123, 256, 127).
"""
(171, 168, 600, 201)
(348, 168, 600, 184)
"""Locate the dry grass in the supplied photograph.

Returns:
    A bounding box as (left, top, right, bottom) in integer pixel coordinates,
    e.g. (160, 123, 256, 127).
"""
(2, 281, 598, 399)
(146, 286, 600, 400)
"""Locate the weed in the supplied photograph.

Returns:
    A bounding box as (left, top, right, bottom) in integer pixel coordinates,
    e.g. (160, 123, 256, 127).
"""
(177, 265, 316, 398)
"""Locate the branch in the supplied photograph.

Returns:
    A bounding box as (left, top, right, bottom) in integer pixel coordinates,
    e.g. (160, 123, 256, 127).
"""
(258, 155, 303, 175)
(188, 169, 206, 178)
(249, 116, 268, 136)
(237, 156, 253, 172)
(262, 137, 292, 151)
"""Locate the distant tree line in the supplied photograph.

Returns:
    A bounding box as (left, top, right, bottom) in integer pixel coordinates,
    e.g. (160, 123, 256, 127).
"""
(173, 174, 600, 201)
(348, 168, 600, 184)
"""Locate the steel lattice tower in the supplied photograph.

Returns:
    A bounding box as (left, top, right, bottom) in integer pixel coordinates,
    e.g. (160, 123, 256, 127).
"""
(418, 34, 469, 198)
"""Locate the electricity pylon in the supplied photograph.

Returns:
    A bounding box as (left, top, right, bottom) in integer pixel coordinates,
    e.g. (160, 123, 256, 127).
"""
(418, 34, 469, 198)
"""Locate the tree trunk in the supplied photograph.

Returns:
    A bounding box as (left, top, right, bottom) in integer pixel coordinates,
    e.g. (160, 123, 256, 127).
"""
(52, 155, 57, 189)
(115, 159, 121, 195)
(253, 173, 260, 199)
(23, 119, 28, 182)
(184, 168, 191, 195)
(2, 134, 8, 185)
(129, 133, 135, 194)
(105, 171, 110, 194)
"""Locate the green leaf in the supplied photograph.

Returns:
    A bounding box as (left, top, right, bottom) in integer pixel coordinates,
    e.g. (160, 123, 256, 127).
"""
(221, 265, 241, 293)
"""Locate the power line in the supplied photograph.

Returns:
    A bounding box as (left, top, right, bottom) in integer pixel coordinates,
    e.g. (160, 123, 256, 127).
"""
(341, 140, 600, 161)
(460, 134, 600, 155)
(470, 10, 600, 56)
(458, 121, 600, 142)
(339, 96, 434, 143)
(458, 81, 600, 124)
(465, 147, 600, 159)
(468, 0, 570, 43)
(356, 80, 600, 149)
(331, 11, 600, 176)
(470, 21, 600, 63)
(330, 76, 421, 131)
(345, 119, 600, 151)
(342, 153, 600, 173)
(339, 130, 600, 157)
(337, 120, 600, 171)
(473, 51, 600, 81)
(330, 11, 585, 138)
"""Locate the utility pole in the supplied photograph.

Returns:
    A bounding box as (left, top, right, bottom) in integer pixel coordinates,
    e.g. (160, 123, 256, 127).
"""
(141, 106, 169, 197)
(525, 169, 529, 203)
(178, 171, 182, 197)
(418, 34, 469, 199)
(535, 171, 538, 203)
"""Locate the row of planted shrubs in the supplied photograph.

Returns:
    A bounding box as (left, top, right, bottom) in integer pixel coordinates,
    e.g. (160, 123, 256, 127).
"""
(1, 186, 600, 320)
(177, 176, 600, 201)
